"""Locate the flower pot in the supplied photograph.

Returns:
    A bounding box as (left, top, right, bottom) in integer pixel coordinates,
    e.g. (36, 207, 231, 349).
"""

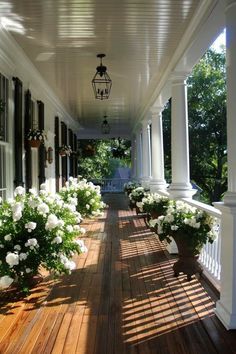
(172, 234, 203, 281)
(28, 139, 41, 148)
(129, 200, 136, 210)
(150, 210, 162, 219)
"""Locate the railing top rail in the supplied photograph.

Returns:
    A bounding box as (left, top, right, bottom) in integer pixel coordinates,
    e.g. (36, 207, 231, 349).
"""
(182, 198, 222, 218)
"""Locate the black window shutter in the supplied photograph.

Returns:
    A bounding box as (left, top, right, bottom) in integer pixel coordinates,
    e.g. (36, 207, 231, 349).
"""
(13, 77, 23, 187)
(55, 116, 60, 192)
(37, 100, 45, 186)
(24, 89, 32, 191)
(61, 121, 68, 186)
(69, 129, 73, 177)
(73, 134, 78, 177)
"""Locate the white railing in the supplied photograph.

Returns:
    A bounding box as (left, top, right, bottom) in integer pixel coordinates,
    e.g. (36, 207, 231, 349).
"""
(157, 190, 222, 289)
(92, 178, 131, 193)
(182, 198, 222, 289)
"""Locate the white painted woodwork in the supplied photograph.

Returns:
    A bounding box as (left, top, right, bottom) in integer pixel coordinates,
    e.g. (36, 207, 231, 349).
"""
(149, 106, 167, 192)
(141, 120, 149, 185)
(168, 73, 195, 198)
(214, 0, 236, 330)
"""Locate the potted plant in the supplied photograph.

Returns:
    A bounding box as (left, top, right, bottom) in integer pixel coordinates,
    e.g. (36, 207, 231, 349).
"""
(151, 200, 217, 280)
(0, 184, 87, 293)
(26, 129, 45, 148)
(137, 193, 170, 219)
(58, 144, 72, 157)
(59, 177, 106, 218)
(123, 181, 141, 196)
(129, 186, 149, 212)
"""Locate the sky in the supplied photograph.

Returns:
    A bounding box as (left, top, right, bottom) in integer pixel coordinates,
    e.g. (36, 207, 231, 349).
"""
(210, 29, 226, 52)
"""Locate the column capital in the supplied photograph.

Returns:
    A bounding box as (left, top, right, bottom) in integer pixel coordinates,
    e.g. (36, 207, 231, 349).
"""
(171, 71, 190, 85)
(150, 105, 163, 116)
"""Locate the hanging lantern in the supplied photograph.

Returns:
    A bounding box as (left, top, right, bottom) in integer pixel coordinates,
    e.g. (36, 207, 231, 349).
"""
(101, 116, 110, 134)
(92, 54, 112, 100)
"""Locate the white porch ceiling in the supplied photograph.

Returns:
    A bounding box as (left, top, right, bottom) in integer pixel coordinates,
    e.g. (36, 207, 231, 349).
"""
(1, 0, 215, 137)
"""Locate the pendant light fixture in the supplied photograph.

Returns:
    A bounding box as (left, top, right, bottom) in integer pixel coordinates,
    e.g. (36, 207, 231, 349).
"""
(101, 115, 110, 134)
(92, 54, 112, 100)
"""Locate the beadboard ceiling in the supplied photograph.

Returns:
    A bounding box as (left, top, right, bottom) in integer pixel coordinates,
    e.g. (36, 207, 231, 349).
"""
(1, 0, 206, 137)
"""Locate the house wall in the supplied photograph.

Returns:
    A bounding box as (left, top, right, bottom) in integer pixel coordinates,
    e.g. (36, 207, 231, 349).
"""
(0, 26, 80, 196)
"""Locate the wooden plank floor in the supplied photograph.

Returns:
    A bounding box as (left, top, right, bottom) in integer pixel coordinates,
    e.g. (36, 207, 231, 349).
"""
(0, 193, 236, 354)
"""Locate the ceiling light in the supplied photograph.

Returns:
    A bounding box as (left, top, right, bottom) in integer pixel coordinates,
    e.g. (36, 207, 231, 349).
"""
(92, 54, 112, 100)
(101, 116, 110, 134)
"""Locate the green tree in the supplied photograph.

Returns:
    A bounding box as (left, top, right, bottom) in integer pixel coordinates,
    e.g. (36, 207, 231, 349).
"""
(77, 139, 131, 180)
(163, 49, 227, 204)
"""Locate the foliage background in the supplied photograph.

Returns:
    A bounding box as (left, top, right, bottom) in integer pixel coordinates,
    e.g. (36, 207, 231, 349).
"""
(163, 49, 227, 204)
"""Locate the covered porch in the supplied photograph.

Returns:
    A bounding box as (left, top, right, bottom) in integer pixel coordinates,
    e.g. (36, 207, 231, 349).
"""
(0, 194, 235, 354)
(1, 0, 236, 338)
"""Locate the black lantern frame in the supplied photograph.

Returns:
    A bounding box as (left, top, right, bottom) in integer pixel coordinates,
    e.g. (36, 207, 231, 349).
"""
(92, 54, 112, 100)
(101, 116, 110, 134)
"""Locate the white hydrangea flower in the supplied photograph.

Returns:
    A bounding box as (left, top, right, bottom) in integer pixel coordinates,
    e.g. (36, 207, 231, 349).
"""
(0, 275, 14, 289)
(14, 244, 21, 251)
(37, 203, 49, 215)
(12, 202, 23, 221)
(29, 188, 37, 195)
(66, 225, 74, 233)
(75, 239, 88, 253)
(86, 204, 90, 210)
(57, 219, 64, 228)
(25, 222, 37, 232)
(0, 244, 4, 248)
(52, 236, 63, 244)
(4, 234, 12, 241)
(80, 227, 86, 235)
(85, 190, 91, 197)
(6, 252, 19, 267)
(25, 268, 31, 273)
(171, 225, 179, 231)
(28, 198, 38, 209)
(25, 238, 38, 248)
(45, 214, 59, 230)
(164, 214, 174, 223)
(19, 253, 28, 260)
(40, 183, 47, 191)
(14, 186, 25, 196)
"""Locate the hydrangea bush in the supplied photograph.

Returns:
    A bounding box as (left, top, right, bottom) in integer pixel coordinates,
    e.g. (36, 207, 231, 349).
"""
(136, 193, 170, 216)
(149, 200, 217, 253)
(59, 177, 106, 218)
(123, 181, 141, 195)
(129, 186, 149, 205)
(0, 185, 87, 292)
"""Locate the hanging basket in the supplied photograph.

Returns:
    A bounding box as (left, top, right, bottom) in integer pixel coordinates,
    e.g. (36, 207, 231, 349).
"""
(28, 139, 41, 148)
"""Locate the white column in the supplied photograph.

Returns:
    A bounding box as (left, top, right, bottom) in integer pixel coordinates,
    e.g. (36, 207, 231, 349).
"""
(168, 72, 196, 198)
(147, 123, 152, 179)
(131, 135, 136, 179)
(135, 130, 142, 181)
(141, 120, 149, 186)
(214, 0, 236, 329)
(150, 106, 167, 192)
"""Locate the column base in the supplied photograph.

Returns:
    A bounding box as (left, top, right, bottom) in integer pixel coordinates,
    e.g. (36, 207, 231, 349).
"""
(141, 177, 150, 188)
(168, 183, 197, 199)
(222, 191, 236, 205)
(150, 179, 168, 193)
(215, 301, 236, 330)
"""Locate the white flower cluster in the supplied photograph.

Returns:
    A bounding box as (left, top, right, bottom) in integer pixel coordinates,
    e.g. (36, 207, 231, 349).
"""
(0, 184, 88, 290)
